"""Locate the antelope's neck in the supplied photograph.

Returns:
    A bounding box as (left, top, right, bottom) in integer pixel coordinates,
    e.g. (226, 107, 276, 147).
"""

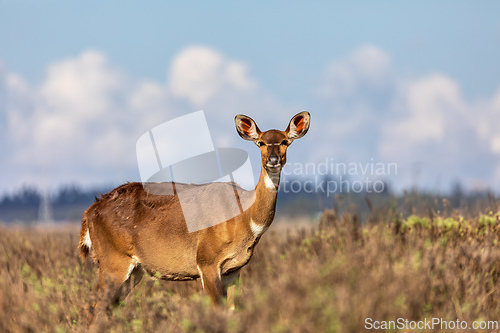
(248, 166, 281, 233)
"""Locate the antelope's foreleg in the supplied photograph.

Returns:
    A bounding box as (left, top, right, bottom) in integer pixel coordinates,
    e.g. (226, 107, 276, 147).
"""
(224, 271, 241, 311)
(198, 265, 224, 306)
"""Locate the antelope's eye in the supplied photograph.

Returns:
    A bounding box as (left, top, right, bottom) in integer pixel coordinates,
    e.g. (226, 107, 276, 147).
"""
(257, 141, 265, 147)
(281, 140, 289, 146)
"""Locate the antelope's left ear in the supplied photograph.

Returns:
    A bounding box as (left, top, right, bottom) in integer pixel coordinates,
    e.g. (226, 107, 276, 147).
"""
(286, 111, 310, 141)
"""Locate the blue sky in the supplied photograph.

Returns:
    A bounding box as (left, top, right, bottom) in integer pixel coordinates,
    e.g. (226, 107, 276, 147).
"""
(1, 1, 500, 194)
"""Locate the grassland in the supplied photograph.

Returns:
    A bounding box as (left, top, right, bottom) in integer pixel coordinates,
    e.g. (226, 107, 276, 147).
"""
(1, 209, 500, 332)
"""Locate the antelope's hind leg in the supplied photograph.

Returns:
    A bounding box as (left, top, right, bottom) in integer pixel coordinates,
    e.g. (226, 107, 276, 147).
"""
(94, 255, 143, 315)
(117, 263, 144, 302)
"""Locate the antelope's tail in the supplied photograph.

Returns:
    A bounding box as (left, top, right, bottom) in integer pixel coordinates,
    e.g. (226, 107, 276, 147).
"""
(78, 211, 92, 261)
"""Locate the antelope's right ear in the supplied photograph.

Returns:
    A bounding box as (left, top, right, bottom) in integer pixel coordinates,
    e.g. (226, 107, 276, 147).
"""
(235, 114, 261, 141)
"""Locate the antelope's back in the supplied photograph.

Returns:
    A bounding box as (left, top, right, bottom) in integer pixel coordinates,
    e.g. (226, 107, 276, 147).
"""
(86, 182, 186, 232)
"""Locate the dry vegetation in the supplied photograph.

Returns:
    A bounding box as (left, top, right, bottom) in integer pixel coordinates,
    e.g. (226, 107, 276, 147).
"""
(1, 208, 500, 332)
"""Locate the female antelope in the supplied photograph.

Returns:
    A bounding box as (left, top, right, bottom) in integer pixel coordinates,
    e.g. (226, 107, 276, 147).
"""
(79, 111, 310, 312)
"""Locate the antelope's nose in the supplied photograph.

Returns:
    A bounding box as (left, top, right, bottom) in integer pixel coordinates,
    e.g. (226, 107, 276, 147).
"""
(268, 156, 279, 166)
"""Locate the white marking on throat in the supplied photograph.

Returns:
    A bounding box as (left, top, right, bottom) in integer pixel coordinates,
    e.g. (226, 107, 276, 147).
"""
(263, 170, 280, 190)
(83, 229, 92, 250)
(250, 218, 268, 238)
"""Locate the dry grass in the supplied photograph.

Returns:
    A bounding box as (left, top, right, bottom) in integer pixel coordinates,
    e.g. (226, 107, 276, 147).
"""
(1, 210, 500, 332)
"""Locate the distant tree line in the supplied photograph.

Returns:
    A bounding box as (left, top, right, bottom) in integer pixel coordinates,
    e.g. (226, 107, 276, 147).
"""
(0, 185, 112, 223)
(0, 185, 109, 207)
(0, 180, 496, 224)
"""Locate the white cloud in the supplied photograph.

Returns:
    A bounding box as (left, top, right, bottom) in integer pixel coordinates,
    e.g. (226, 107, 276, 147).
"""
(378, 73, 500, 191)
(320, 44, 391, 99)
(1, 51, 153, 189)
(0, 46, 291, 192)
(2, 44, 500, 194)
(127, 80, 171, 130)
(5, 73, 33, 143)
(129, 80, 166, 111)
(31, 52, 129, 160)
(381, 74, 466, 157)
(312, 45, 395, 163)
(491, 137, 500, 154)
(474, 88, 500, 155)
(316, 44, 500, 192)
(169, 46, 256, 107)
(40, 51, 122, 119)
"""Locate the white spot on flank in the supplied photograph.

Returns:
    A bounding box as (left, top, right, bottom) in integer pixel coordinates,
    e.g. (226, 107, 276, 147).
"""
(250, 218, 268, 238)
(263, 171, 280, 190)
(83, 229, 92, 250)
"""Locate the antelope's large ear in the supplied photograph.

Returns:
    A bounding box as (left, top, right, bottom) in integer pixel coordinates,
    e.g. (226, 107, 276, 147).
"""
(286, 111, 310, 141)
(235, 114, 261, 141)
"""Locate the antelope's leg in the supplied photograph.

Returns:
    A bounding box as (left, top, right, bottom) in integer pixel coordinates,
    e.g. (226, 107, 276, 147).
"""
(198, 265, 224, 305)
(118, 266, 143, 301)
(95, 255, 139, 310)
(224, 270, 241, 311)
(87, 255, 141, 329)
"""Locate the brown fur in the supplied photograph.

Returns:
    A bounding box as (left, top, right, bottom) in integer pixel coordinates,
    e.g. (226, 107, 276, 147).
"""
(78, 215, 90, 260)
(79, 112, 310, 316)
